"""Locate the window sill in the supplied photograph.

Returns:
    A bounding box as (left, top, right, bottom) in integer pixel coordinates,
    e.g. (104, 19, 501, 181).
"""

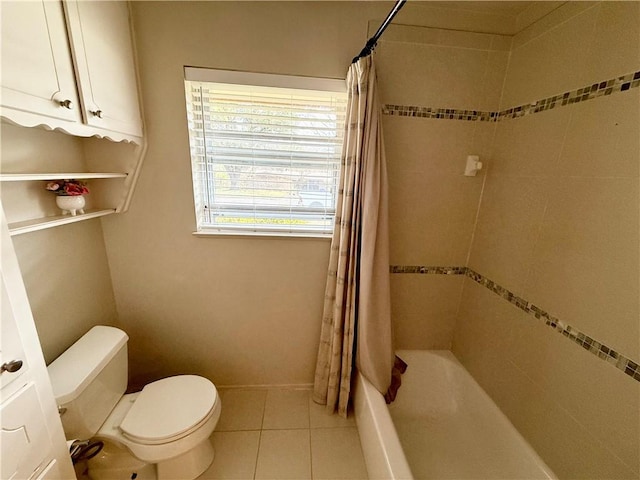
(192, 230, 332, 240)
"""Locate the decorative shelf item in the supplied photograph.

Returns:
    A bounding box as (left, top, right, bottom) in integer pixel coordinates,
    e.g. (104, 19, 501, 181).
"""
(44, 178, 89, 215)
(8, 209, 116, 236)
(55, 195, 86, 216)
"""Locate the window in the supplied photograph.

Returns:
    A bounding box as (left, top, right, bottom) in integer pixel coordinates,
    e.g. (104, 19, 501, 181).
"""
(184, 67, 347, 236)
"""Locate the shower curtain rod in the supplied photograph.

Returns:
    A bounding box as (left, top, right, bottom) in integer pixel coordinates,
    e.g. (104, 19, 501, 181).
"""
(352, 0, 407, 63)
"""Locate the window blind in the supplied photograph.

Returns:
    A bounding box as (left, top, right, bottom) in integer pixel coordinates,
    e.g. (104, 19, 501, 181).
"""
(184, 69, 347, 236)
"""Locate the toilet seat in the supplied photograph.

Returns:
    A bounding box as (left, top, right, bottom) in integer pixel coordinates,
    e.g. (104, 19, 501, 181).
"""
(95, 383, 222, 465)
(120, 375, 217, 445)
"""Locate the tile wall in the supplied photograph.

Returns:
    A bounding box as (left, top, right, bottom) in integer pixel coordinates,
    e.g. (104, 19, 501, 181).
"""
(375, 24, 508, 350)
(452, 2, 640, 478)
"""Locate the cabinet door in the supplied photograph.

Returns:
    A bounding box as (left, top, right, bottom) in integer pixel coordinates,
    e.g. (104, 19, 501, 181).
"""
(64, 0, 143, 137)
(1, 383, 54, 480)
(0, 1, 81, 123)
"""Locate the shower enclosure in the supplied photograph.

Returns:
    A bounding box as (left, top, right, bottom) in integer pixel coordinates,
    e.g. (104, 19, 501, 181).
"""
(361, 2, 640, 478)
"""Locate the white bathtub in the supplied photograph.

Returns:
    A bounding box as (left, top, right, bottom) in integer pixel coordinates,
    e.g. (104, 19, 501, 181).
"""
(354, 350, 556, 480)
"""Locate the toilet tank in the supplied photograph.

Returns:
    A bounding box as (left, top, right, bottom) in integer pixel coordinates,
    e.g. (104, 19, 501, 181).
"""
(48, 326, 128, 440)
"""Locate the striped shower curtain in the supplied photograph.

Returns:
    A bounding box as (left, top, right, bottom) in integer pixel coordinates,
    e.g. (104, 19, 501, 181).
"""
(312, 56, 395, 416)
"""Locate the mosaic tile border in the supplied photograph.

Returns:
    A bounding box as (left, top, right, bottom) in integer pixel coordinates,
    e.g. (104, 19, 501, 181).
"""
(382, 105, 496, 122)
(389, 265, 640, 383)
(497, 70, 640, 120)
(383, 70, 640, 122)
(389, 265, 466, 275)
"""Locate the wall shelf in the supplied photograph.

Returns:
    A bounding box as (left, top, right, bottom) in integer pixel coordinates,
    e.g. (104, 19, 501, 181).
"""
(0, 173, 128, 182)
(8, 209, 116, 236)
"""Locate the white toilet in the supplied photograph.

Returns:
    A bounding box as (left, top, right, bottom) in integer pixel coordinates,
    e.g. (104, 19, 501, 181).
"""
(47, 325, 221, 480)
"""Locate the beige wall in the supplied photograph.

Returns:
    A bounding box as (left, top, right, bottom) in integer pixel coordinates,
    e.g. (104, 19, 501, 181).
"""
(1, 125, 118, 364)
(453, 2, 640, 478)
(12, 222, 119, 364)
(101, 1, 519, 387)
(104, 1, 384, 387)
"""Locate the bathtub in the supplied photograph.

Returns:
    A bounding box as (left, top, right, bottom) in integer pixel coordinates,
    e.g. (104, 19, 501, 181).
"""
(354, 350, 556, 480)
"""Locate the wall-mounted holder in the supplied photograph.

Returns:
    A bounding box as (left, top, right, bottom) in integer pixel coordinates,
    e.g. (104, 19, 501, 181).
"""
(464, 155, 483, 176)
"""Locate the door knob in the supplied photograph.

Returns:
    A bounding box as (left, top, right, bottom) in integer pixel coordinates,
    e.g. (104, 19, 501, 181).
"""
(90, 109, 103, 118)
(1, 360, 23, 374)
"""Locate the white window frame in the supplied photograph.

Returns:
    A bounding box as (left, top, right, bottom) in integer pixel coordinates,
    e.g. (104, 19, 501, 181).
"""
(184, 67, 347, 238)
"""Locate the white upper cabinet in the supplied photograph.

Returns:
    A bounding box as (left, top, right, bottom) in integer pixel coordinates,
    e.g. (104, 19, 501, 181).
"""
(64, 1, 143, 138)
(0, 0, 143, 143)
(0, 1, 146, 234)
(0, 1, 81, 124)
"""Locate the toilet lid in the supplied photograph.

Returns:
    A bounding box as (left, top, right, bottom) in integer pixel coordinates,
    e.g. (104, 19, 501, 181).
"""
(120, 375, 217, 443)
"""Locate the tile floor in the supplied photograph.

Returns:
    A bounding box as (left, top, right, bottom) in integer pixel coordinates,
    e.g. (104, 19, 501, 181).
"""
(198, 387, 369, 480)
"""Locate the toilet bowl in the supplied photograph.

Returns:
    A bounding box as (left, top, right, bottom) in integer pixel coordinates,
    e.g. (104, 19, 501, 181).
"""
(95, 375, 221, 478)
(47, 326, 222, 480)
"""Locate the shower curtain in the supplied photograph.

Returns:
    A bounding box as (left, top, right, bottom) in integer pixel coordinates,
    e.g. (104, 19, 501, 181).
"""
(312, 55, 395, 416)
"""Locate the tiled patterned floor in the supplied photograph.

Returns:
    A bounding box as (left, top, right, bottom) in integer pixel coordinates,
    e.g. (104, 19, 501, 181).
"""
(198, 387, 369, 480)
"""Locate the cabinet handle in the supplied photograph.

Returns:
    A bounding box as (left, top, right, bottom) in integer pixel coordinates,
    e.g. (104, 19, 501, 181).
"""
(1, 359, 23, 374)
(90, 109, 104, 119)
(58, 99, 74, 110)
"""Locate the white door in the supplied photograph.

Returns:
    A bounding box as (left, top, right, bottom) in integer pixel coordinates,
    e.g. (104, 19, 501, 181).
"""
(0, 1, 81, 123)
(0, 209, 76, 479)
(64, 0, 143, 137)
